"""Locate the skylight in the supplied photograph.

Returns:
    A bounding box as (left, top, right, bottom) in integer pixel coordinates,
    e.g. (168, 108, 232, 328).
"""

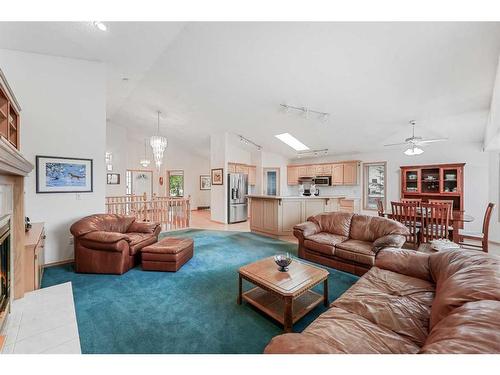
(274, 133, 309, 151)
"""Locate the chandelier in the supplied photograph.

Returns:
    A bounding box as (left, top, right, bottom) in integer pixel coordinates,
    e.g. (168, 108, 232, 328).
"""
(150, 111, 167, 169)
(139, 139, 150, 168)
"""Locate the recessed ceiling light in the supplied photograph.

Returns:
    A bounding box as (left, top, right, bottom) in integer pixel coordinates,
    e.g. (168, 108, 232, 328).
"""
(275, 133, 309, 151)
(93, 21, 107, 32)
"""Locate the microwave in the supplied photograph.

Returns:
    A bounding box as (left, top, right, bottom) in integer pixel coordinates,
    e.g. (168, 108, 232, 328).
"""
(313, 176, 331, 186)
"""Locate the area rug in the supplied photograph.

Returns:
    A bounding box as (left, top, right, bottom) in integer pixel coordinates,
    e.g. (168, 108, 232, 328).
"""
(41, 229, 359, 354)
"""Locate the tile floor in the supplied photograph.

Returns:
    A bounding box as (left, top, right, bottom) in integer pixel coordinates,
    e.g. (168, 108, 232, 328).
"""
(1, 282, 81, 354)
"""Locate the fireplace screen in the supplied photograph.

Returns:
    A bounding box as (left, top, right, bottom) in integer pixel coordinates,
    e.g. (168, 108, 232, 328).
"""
(0, 218, 10, 314)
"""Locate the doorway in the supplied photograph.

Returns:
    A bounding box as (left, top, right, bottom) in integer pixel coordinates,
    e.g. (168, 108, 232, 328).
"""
(263, 168, 280, 196)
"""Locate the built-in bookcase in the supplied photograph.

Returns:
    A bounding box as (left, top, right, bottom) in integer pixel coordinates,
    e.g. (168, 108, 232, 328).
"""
(0, 71, 20, 149)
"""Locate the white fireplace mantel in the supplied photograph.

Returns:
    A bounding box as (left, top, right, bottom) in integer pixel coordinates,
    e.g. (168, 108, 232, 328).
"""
(0, 137, 33, 176)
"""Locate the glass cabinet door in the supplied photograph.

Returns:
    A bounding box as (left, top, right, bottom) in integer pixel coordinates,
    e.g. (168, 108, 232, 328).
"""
(404, 169, 419, 193)
(441, 168, 459, 194)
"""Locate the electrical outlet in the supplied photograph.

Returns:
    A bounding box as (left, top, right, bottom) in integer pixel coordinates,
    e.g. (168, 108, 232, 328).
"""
(75, 193, 81, 200)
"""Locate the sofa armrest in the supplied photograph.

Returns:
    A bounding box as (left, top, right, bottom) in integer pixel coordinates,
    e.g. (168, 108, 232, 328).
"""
(372, 234, 407, 253)
(375, 248, 432, 282)
(293, 221, 320, 239)
(78, 231, 130, 252)
(264, 333, 340, 354)
(128, 221, 161, 234)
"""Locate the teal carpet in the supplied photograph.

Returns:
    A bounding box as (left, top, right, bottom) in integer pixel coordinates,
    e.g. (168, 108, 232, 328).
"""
(41, 229, 358, 354)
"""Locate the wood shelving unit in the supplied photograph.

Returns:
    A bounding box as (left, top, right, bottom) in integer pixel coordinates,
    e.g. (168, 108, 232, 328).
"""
(0, 71, 20, 149)
(401, 163, 465, 211)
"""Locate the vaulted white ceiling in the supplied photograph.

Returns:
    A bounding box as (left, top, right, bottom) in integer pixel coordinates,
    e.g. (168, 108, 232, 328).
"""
(1, 22, 499, 158)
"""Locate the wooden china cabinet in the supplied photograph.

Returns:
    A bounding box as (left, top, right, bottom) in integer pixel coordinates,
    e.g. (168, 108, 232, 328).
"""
(401, 163, 465, 211)
(0, 71, 20, 149)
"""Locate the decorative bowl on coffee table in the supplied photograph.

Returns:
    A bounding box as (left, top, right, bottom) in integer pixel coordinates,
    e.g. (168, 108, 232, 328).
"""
(274, 253, 292, 272)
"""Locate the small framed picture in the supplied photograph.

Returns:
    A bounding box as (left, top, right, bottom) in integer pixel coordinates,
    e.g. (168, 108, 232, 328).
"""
(200, 175, 211, 190)
(36, 156, 93, 193)
(107, 173, 120, 185)
(211, 168, 223, 185)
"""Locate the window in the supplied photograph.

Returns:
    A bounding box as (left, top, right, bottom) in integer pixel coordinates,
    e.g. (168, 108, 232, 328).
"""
(263, 168, 280, 196)
(363, 162, 386, 210)
(168, 170, 184, 197)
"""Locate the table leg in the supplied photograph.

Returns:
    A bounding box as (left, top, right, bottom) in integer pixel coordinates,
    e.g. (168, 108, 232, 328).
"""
(237, 274, 242, 305)
(284, 297, 293, 333)
(323, 278, 329, 307)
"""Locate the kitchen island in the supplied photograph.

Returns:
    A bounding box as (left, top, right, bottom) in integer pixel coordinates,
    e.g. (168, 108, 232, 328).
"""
(247, 195, 359, 237)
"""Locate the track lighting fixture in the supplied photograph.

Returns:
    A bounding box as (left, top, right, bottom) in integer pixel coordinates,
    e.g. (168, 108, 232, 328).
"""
(280, 104, 330, 121)
(238, 135, 262, 151)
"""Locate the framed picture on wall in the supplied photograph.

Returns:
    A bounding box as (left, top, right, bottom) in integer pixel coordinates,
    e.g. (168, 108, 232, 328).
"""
(211, 168, 223, 185)
(36, 156, 93, 193)
(200, 175, 211, 190)
(107, 173, 120, 185)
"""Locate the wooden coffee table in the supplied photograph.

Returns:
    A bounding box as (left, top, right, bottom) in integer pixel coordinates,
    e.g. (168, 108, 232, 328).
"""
(237, 256, 329, 333)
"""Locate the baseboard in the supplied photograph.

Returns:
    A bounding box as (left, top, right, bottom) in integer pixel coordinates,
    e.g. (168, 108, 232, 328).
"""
(489, 240, 500, 246)
(43, 259, 74, 268)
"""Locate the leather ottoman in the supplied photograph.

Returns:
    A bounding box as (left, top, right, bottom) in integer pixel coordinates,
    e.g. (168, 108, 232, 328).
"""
(141, 237, 194, 272)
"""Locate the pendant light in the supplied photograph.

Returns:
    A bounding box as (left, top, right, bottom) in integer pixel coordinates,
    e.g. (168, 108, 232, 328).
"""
(139, 139, 151, 168)
(150, 111, 167, 170)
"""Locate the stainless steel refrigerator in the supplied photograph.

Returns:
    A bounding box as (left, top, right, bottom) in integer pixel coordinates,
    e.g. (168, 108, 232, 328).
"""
(228, 173, 248, 223)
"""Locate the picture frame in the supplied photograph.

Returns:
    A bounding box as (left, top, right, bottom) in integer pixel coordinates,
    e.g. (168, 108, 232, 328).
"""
(107, 173, 120, 185)
(211, 168, 223, 185)
(200, 175, 211, 190)
(36, 155, 93, 193)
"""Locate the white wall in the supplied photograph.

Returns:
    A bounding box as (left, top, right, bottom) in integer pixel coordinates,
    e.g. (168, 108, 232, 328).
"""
(0, 49, 106, 264)
(210, 132, 227, 222)
(106, 123, 128, 196)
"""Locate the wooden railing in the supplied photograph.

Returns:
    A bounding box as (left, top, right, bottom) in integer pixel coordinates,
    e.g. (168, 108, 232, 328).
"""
(105, 194, 191, 231)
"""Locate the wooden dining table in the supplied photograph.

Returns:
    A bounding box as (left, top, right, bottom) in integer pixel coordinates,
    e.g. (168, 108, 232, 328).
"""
(382, 210, 474, 243)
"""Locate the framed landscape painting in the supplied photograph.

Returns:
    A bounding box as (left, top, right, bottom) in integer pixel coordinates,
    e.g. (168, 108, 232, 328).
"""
(36, 156, 93, 193)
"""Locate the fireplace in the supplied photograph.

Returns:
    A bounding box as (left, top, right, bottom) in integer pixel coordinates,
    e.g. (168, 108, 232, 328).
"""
(0, 216, 10, 315)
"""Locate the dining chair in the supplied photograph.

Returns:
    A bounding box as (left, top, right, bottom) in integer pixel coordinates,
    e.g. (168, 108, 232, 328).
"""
(391, 201, 419, 249)
(420, 202, 450, 243)
(401, 198, 422, 204)
(458, 202, 495, 253)
(376, 199, 385, 217)
(428, 199, 454, 237)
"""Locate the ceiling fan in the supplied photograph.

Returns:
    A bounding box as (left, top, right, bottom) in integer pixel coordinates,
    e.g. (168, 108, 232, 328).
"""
(384, 120, 448, 155)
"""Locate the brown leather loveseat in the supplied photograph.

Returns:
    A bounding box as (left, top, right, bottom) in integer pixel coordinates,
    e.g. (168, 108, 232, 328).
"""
(265, 248, 500, 354)
(70, 214, 161, 275)
(294, 212, 409, 276)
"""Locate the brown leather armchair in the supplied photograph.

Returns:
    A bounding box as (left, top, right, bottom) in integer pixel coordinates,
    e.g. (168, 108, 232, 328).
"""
(70, 214, 161, 275)
(294, 212, 409, 276)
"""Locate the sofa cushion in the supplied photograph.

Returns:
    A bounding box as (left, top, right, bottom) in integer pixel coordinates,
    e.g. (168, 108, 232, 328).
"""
(302, 307, 420, 354)
(349, 214, 409, 243)
(335, 239, 375, 266)
(428, 249, 500, 329)
(127, 233, 158, 255)
(420, 300, 500, 354)
(304, 232, 346, 256)
(70, 214, 136, 237)
(332, 267, 435, 347)
(309, 212, 354, 237)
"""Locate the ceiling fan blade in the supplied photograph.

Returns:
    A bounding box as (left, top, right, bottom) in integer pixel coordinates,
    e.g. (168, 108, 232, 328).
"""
(416, 138, 448, 145)
(384, 142, 409, 147)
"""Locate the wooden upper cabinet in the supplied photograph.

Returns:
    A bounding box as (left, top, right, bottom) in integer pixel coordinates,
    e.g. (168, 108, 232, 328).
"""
(287, 166, 299, 185)
(228, 163, 236, 173)
(343, 162, 358, 185)
(235, 164, 246, 174)
(331, 164, 344, 185)
(306, 165, 316, 177)
(248, 166, 256, 186)
(297, 166, 307, 177)
(0, 71, 21, 149)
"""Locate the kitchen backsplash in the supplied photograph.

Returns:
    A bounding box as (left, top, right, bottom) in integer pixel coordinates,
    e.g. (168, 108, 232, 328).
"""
(287, 185, 361, 198)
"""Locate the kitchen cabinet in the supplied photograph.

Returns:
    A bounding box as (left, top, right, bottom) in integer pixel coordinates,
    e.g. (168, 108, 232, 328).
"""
(331, 164, 344, 185)
(287, 166, 299, 185)
(343, 162, 358, 185)
(228, 162, 256, 186)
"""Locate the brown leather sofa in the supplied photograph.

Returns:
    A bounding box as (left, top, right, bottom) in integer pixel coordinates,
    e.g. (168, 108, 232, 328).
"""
(294, 212, 409, 276)
(265, 248, 500, 354)
(70, 214, 161, 275)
